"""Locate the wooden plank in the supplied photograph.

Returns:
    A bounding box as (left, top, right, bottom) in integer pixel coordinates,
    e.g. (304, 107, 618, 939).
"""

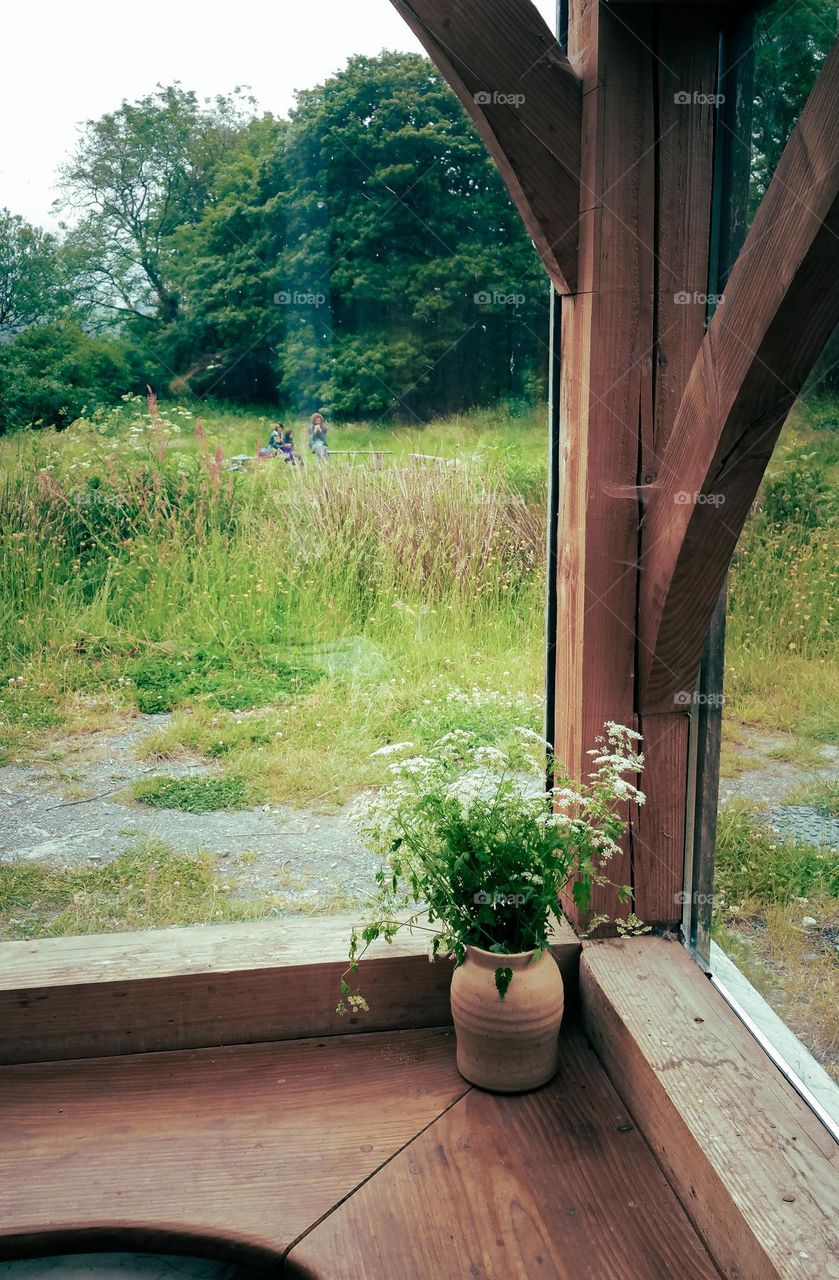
(0, 915, 580, 1064)
(580, 938, 839, 1280)
(632, 7, 720, 925)
(556, 0, 657, 927)
(640, 37, 839, 710)
(0, 914, 430, 990)
(389, 0, 581, 293)
(285, 1024, 723, 1280)
(0, 916, 453, 1063)
(0, 1028, 467, 1267)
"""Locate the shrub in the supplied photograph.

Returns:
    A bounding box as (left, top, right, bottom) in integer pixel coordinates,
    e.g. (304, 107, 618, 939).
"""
(0, 322, 134, 434)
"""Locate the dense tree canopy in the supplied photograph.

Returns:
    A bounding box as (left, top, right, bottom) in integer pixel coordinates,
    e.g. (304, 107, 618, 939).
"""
(57, 84, 255, 325)
(750, 0, 837, 209)
(0, 14, 834, 431)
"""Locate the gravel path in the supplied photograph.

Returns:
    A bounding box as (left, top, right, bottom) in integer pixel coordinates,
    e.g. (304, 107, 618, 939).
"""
(2, 717, 837, 924)
(719, 727, 839, 849)
(0, 716, 378, 908)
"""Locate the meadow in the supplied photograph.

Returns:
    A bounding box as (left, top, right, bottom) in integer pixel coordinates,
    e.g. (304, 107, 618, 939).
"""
(1, 391, 837, 1066)
(0, 396, 548, 802)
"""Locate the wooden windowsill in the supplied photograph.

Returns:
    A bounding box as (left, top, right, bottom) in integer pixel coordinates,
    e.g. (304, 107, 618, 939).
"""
(2, 921, 835, 1277)
(0, 914, 582, 1064)
(580, 936, 839, 1280)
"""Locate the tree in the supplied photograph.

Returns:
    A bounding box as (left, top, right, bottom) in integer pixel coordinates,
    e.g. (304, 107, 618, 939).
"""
(0, 210, 66, 339)
(0, 322, 133, 433)
(58, 84, 254, 325)
(153, 115, 289, 402)
(751, 0, 837, 210)
(277, 52, 549, 419)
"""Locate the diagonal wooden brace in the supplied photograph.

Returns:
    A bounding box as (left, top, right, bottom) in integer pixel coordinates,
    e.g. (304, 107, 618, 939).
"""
(640, 37, 839, 712)
(390, 0, 582, 294)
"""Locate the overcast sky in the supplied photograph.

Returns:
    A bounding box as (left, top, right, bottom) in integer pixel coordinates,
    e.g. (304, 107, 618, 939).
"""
(2, 0, 555, 230)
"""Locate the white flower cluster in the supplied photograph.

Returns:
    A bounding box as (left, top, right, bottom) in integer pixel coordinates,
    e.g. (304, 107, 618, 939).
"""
(443, 686, 540, 710)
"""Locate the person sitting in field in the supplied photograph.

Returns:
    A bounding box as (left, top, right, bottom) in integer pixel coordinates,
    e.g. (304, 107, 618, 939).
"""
(268, 423, 284, 453)
(307, 411, 328, 460)
(280, 428, 300, 465)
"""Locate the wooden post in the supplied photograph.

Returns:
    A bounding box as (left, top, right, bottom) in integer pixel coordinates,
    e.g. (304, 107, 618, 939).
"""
(557, 1, 719, 928)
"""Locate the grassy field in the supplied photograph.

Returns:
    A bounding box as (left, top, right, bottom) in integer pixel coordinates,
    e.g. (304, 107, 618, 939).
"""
(0, 396, 546, 796)
(1, 391, 837, 1024)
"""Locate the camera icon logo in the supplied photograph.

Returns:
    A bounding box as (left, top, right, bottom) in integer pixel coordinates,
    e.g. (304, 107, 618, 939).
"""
(474, 91, 491, 105)
(673, 91, 691, 105)
(273, 290, 291, 305)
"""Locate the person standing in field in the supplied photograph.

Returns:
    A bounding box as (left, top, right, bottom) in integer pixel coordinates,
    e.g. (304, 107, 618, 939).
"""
(307, 411, 328, 461)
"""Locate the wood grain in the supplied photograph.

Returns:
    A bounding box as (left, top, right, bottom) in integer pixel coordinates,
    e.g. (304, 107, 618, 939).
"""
(285, 1025, 723, 1279)
(632, 7, 720, 924)
(580, 937, 839, 1280)
(556, 0, 656, 927)
(389, 0, 582, 293)
(0, 916, 455, 1063)
(0, 915, 580, 1064)
(0, 1028, 467, 1266)
(640, 37, 839, 710)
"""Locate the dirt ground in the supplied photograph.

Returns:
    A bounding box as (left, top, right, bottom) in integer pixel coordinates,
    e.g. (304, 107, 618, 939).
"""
(2, 715, 837, 919)
(0, 715, 379, 911)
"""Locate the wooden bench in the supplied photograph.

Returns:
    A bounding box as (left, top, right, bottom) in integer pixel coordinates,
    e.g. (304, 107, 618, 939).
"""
(4, 921, 835, 1278)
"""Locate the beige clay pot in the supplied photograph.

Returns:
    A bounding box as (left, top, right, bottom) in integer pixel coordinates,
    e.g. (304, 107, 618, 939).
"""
(450, 944, 564, 1092)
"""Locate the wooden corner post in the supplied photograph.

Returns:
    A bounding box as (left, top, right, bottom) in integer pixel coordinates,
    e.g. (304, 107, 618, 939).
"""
(556, 1, 719, 928)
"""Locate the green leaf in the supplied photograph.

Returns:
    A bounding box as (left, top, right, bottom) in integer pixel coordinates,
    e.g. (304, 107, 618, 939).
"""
(494, 966, 513, 1000)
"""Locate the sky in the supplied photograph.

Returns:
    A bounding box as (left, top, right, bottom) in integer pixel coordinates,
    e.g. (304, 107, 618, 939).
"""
(2, 0, 556, 231)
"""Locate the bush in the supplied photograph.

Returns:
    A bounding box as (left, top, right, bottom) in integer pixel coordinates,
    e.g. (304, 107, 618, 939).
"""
(0, 322, 134, 434)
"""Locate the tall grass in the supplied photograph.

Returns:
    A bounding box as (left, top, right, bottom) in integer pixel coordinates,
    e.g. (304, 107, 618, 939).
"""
(725, 438, 839, 739)
(0, 441, 544, 661)
(0, 404, 547, 775)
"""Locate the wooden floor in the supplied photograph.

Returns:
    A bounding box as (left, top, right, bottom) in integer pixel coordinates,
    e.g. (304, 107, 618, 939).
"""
(0, 1026, 722, 1279)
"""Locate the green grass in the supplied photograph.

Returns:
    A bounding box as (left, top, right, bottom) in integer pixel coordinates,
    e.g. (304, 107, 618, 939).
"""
(784, 777, 839, 818)
(131, 773, 263, 812)
(714, 803, 839, 907)
(0, 397, 547, 798)
(0, 839, 276, 939)
(0, 683, 63, 763)
(128, 648, 323, 715)
(0, 837, 375, 939)
(724, 401, 839, 741)
(712, 804, 839, 1081)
